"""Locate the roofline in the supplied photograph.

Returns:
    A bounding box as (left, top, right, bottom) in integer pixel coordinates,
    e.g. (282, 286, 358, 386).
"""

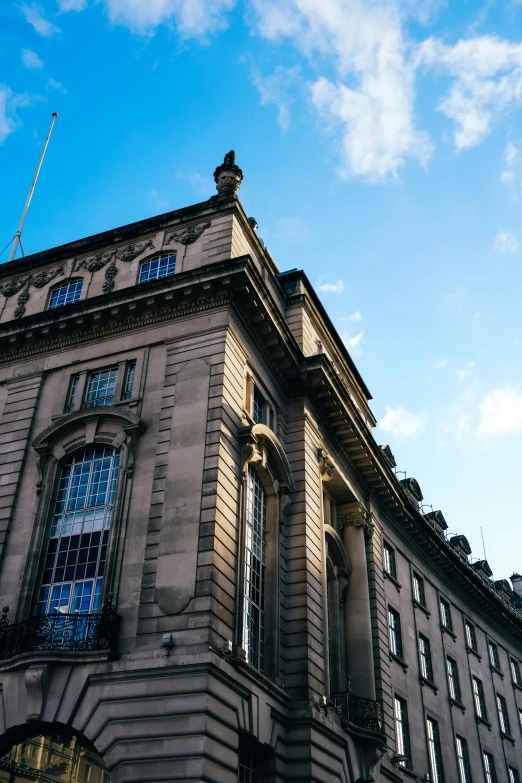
(279, 268, 372, 401)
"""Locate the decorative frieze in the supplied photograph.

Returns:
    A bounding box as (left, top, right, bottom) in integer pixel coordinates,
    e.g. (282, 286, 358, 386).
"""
(165, 222, 211, 246)
(0, 265, 64, 318)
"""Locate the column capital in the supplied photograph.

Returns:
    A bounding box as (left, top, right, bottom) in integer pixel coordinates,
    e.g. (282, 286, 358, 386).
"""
(338, 501, 373, 534)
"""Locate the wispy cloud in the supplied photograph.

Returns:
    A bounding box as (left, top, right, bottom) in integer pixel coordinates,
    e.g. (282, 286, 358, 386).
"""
(20, 2, 60, 36)
(338, 312, 364, 353)
(251, 64, 300, 133)
(457, 360, 475, 381)
(348, 311, 361, 321)
(418, 36, 522, 150)
(0, 85, 30, 145)
(493, 230, 518, 253)
(253, 0, 432, 182)
(344, 330, 364, 350)
(318, 280, 344, 294)
(434, 358, 448, 369)
(477, 387, 522, 436)
(102, 0, 235, 36)
(57, 0, 87, 10)
(21, 48, 44, 69)
(47, 77, 66, 92)
(380, 405, 427, 438)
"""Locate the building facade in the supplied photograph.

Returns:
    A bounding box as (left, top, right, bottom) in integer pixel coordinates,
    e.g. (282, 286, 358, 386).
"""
(0, 151, 520, 783)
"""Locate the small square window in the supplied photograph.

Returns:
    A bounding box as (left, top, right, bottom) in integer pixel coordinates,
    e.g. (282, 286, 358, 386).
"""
(85, 368, 118, 408)
(139, 255, 176, 283)
(49, 279, 83, 309)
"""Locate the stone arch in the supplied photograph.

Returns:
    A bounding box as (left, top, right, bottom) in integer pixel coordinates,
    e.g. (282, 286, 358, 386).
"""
(0, 722, 109, 783)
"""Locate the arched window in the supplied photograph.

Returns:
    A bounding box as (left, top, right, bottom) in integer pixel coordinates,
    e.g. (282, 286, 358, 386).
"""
(38, 447, 120, 616)
(139, 255, 176, 283)
(48, 279, 83, 309)
(242, 464, 267, 670)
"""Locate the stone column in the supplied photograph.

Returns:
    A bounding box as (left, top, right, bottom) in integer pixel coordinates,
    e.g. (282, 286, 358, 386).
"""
(340, 501, 376, 701)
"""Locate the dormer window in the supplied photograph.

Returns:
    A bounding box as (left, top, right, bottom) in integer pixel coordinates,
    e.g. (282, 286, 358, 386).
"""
(48, 279, 83, 309)
(139, 254, 176, 283)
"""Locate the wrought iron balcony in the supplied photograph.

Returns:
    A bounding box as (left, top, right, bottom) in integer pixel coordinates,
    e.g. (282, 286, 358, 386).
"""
(0, 598, 119, 661)
(331, 691, 384, 733)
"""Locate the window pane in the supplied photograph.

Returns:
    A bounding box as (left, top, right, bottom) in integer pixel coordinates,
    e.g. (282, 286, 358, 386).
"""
(414, 574, 425, 605)
(39, 447, 119, 616)
(427, 718, 444, 783)
(252, 385, 265, 424)
(389, 607, 403, 659)
(440, 598, 452, 630)
(242, 466, 266, 671)
(49, 280, 83, 309)
(489, 642, 499, 669)
(139, 255, 176, 283)
(456, 737, 472, 783)
(85, 368, 118, 407)
(394, 696, 410, 767)
(419, 635, 433, 682)
(123, 362, 136, 400)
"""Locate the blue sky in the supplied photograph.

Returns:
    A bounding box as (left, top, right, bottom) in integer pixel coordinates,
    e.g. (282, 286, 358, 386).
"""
(1, 0, 522, 582)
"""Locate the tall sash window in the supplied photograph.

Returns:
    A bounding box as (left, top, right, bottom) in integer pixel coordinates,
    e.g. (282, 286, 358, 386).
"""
(242, 465, 267, 671)
(39, 447, 119, 615)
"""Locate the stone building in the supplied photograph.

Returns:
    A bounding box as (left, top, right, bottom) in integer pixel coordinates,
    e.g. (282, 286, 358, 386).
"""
(0, 151, 521, 783)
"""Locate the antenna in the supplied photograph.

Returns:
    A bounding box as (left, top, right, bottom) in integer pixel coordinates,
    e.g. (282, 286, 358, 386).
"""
(480, 526, 488, 562)
(8, 112, 58, 263)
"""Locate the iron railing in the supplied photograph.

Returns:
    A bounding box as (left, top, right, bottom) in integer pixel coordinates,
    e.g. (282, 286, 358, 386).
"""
(331, 691, 384, 733)
(0, 597, 119, 661)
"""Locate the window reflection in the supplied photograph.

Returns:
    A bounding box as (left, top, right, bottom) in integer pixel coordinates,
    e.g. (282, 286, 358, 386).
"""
(0, 734, 109, 783)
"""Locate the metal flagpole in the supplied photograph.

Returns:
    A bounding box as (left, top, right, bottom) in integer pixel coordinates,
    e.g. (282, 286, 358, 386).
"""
(8, 112, 58, 263)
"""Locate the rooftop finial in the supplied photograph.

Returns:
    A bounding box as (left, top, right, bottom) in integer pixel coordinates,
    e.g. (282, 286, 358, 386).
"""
(213, 150, 243, 196)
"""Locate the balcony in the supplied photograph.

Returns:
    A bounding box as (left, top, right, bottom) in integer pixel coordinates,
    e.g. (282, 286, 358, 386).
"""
(0, 599, 120, 662)
(331, 691, 384, 733)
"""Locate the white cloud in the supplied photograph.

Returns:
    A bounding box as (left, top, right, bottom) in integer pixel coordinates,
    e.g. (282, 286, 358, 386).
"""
(493, 230, 518, 253)
(457, 360, 475, 381)
(418, 36, 522, 150)
(57, 0, 88, 10)
(505, 141, 518, 166)
(20, 2, 60, 35)
(344, 330, 364, 350)
(380, 405, 427, 438)
(348, 311, 362, 321)
(0, 85, 30, 145)
(500, 169, 515, 184)
(318, 280, 344, 294)
(21, 48, 44, 69)
(251, 64, 300, 133)
(434, 358, 448, 369)
(102, 0, 235, 36)
(47, 77, 66, 92)
(252, 0, 432, 182)
(477, 387, 522, 436)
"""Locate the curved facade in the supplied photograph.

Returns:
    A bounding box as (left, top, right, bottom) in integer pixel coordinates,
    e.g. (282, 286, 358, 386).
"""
(0, 154, 520, 783)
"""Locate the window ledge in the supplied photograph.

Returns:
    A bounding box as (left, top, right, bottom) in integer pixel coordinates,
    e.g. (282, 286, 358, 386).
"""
(476, 715, 492, 729)
(413, 600, 430, 618)
(441, 624, 457, 641)
(384, 572, 402, 591)
(501, 732, 515, 745)
(512, 681, 522, 692)
(420, 677, 438, 694)
(389, 652, 409, 671)
(0, 648, 116, 672)
(490, 665, 504, 679)
(450, 698, 466, 713)
(466, 646, 482, 662)
(399, 766, 418, 780)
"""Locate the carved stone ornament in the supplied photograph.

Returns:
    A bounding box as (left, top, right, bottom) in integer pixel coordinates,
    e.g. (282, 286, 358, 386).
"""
(75, 252, 114, 273)
(318, 447, 335, 481)
(166, 222, 211, 246)
(102, 260, 118, 294)
(338, 502, 373, 534)
(116, 239, 154, 262)
(213, 150, 243, 195)
(0, 265, 64, 318)
(25, 664, 50, 721)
